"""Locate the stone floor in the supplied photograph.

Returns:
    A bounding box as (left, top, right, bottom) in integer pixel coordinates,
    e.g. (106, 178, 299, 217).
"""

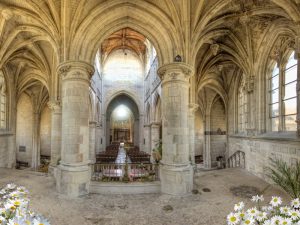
(0, 168, 289, 225)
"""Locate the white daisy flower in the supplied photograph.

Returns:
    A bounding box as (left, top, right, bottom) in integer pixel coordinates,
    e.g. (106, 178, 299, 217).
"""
(291, 198, 300, 208)
(289, 209, 300, 220)
(280, 217, 292, 225)
(262, 206, 273, 212)
(33, 217, 50, 225)
(246, 207, 259, 218)
(271, 215, 283, 224)
(0, 216, 5, 224)
(262, 219, 271, 225)
(234, 202, 245, 211)
(241, 217, 255, 225)
(227, 212, 240, 225)
(251, 195, 264, 202)
(6, 183, 16, 190)
(279, 206, 291, 215)
(237, 211, 246, 220)
(257, 211, 268, 222)
(270, 196, 282, 207)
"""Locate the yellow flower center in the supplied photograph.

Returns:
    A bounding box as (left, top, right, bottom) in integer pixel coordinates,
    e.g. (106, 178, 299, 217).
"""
(245, 220, 250, 224)
(230, 217, 236, 222)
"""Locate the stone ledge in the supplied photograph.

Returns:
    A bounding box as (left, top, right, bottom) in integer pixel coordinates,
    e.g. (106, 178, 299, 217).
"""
(90, 181, 161, 195)
(229, 134, 300, 143)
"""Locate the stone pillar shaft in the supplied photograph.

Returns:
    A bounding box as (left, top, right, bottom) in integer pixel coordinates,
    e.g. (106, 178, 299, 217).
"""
(48, 101, 62, 167)
(150, 122, 160, 152)
(56, 61, 94, 197)
(89, 121, 96, 164)
(144, 125, 151, 154)
(204, 114, 211, 169)
(296, 37, 300, 136)
(31, 112, 40, 169)
(158, 62, 194, 195)
(188, 104, 198, 166)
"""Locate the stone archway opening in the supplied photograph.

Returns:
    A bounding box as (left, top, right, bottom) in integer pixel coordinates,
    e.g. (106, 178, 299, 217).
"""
(106, 94, 139, 146)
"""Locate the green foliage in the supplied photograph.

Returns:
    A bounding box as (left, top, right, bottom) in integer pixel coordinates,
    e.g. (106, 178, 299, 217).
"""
(266, 158, 300, 199)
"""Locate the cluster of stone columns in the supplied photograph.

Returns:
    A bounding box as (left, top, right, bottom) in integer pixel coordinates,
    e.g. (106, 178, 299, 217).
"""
(50, 60, 194, 197)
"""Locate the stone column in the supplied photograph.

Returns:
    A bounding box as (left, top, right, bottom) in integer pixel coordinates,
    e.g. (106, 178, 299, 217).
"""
(295, 36, 300, 137)
(144, 124, 151, 154)
(56, 61, 94, 197)
(188, 104, 199, 166)
(204, 113, 211, 169)
(150, 122, 160, 152)
(157, 62, 193, 195)
(48, 101, 62, 168)
(89, 121, 96, 164)
(95, 123, 102, 153)
(31, 111, 40, 169)
(139, 114, 144, 149)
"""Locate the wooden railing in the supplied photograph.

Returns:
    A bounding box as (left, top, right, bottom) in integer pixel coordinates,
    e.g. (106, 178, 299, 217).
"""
(227, 151, 245, 169)
(91, 163, 159, 182)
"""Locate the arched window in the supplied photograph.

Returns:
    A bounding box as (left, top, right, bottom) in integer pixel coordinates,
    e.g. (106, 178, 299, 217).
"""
(269, 64, 279, 131)
(283, 52, 297, 131)
(269, 51, 297, 131)
(237, 77, 247, 133)
(0, 71, 6, 129)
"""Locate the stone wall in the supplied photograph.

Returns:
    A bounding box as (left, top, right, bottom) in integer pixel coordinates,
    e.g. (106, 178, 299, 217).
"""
(228, 136, 300, 179)
(40, 107, 51, 156)
(16, 94, 33, 165)
(0, 134, 15, 168)
(210, 99, 226, 165)
(194, 109, 204, 156)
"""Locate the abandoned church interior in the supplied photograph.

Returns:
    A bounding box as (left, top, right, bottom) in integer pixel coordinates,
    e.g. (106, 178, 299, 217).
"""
(0, 0, 299, 224)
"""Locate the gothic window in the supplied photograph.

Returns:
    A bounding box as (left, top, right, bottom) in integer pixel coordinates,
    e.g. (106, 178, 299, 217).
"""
(283, 52, 297, 131)
(0, 72, 6, 129)
(269, 51, 297, 131)
(238, 77, 247, 133)
(269, 64, 279, 131)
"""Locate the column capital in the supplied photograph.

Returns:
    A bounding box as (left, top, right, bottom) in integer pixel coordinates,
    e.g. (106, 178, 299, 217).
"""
(1, 9, 13, 20)
(57, 61, 94, 81)
(188, 103, 199, 113)
(89, 121, 97, 126)
(150, 121, 161, 127)
(157, 62, 194, 82)
(47, 100, 61, 113)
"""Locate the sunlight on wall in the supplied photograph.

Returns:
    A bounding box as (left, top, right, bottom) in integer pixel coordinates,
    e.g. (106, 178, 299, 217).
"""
(103, 49, 143, 84)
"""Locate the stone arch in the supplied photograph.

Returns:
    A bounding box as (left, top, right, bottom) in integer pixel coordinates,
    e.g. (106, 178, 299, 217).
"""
(104, 91, 141, 117)
(105, 94, 140, 146)
(70, 1, 177, 65)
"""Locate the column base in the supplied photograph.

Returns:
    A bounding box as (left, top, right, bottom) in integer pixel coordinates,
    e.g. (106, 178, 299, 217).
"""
(160, 163, 193, 195)
(56, 164, 90, 197)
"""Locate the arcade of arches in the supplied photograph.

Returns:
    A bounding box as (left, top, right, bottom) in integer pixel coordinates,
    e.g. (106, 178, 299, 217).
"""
(0, 0, 299, 200)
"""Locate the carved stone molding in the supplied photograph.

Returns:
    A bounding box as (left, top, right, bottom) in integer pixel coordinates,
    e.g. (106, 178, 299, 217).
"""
(1, 9, 13, 20)
(189, 103, 199, 114)
(157, 62, 194, 83)
(210, 43, 220, 56)
(47, 100, 61, 113)
(57, 61, 95, 81)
